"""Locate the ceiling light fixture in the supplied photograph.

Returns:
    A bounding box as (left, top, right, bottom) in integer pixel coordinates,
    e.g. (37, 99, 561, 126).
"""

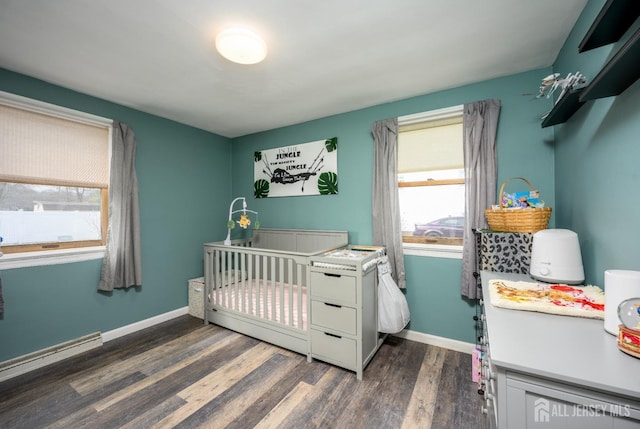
(215, 27, 267, 65)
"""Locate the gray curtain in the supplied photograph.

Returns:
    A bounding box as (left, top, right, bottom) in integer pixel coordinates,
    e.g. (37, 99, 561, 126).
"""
(460, 100, 500, 299)
(371, 118, 406, 289)
(98, 121, 142, 291)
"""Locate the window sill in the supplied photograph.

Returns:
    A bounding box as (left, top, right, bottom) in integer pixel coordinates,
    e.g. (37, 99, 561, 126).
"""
(0, 246, 105, 270)
(403, 243, 463, 259)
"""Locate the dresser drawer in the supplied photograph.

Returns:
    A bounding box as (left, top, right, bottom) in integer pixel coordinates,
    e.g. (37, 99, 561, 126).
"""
(310, 271, 356, 304)
(311, 300, 357, 335)
(310, 328, 356, 369)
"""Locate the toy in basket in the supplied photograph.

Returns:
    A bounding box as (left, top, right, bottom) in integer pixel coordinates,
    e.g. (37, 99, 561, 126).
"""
(485, 177, 552, 233)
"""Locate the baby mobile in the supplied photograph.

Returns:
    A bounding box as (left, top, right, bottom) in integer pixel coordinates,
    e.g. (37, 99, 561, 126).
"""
(224, 196, 259, 245)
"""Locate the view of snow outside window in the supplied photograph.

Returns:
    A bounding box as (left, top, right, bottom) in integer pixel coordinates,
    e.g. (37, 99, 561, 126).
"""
(0, 183, 101, 245)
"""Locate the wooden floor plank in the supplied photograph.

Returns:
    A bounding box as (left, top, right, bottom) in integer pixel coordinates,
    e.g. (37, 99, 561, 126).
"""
(451, 351, 487, 429)
(278, 366, 353, 429)
(11, 371, 147, 429)
(70, 324, 218, 394)
(150, 341, 279, 428)
(354, 339, 428, 429)
(93, 331, 242, 412)
(330, 337, 423, 428)
(0, 315, 486, 429)
(53, 333, 260, 429)
(178, 341, 276, 402)
(252, 381, 315, 429)
(401, 345, 448, 429)
(223, 358, 331, 429)
(176, 352, 301, 429)
(118, 395, 188, 429)
(430, 349, 486, 429)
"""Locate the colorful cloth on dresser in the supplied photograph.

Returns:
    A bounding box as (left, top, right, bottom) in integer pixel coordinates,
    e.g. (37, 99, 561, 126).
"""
(489, 279, 605, 319)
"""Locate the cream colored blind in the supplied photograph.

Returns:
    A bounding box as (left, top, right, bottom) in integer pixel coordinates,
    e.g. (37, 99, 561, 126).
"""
(0, 103, 110, 188)
(398, 120, 463, 173)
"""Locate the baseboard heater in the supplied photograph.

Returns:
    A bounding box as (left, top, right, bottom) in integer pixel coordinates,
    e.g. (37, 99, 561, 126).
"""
(0, 332, 102, 383)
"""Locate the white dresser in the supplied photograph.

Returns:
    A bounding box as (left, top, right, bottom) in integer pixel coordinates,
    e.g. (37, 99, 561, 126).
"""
(481, 271, 640, 428)
(309, 246, 385, 380)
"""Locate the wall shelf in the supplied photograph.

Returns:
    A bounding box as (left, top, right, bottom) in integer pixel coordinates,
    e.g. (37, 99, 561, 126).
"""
(578, 0, 640, 52)
(540, 88, 586, 128)
(580, 26, 640, 101)
(542, 1, 639, 127)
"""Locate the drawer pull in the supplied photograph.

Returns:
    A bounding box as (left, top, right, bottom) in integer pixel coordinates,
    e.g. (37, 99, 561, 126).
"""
(324, 273, 342, 278)
(324, 332, 342, 339)
(324, 302, 342, 308)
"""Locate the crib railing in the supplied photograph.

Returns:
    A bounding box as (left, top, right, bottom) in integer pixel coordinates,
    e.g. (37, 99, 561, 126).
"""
(204, 240, 309, 331)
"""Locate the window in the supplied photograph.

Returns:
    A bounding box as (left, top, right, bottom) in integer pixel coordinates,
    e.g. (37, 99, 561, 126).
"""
(398, 105, 464, 254)
(0, 91, 112, 255)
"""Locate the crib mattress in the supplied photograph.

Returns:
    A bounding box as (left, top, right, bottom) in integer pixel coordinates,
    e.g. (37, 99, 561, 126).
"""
(211, 279, 307, 330)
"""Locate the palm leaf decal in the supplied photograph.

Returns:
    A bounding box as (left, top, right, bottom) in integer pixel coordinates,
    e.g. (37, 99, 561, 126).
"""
(254, 179, 270, 198)
(318, 172, 338, 195)
(254, 151, 262, 162)
(325, 137, 337, 152)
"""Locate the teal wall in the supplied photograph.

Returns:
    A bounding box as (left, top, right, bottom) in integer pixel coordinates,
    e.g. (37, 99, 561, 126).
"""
(552, 0, 640, 286)
(8, 3, 627, 359)
(231, 70, 556, 344)
(0, 69, 232, 361)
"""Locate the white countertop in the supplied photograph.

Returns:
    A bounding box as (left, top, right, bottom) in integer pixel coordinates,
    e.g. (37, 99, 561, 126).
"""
(481, 271, 640, 401)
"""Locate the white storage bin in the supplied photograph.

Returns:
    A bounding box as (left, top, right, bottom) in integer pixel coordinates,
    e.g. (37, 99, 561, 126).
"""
(188, 277, 205, 319)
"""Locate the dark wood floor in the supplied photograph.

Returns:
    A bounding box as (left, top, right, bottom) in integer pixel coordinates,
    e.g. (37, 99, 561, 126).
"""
(0, 315, 486, 429)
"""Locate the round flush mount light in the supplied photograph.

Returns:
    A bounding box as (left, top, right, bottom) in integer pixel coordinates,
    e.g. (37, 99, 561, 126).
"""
(216, 27, 267, 65)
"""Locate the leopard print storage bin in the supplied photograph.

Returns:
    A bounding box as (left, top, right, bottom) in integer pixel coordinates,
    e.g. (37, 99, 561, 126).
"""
(477, 230, 534, 274)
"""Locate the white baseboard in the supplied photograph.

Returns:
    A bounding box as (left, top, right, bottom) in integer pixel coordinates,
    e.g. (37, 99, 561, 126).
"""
(102, 306, 189, 342)
(392, 329, 476, 354)
(0, 306, 189, 383)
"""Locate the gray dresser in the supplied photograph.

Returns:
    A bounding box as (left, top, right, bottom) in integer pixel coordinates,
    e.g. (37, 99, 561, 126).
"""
(481, 271, 640, 428)
(309, 246, 385, 380)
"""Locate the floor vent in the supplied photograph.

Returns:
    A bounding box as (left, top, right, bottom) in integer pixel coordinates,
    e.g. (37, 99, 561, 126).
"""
(0, 332, 102, 382)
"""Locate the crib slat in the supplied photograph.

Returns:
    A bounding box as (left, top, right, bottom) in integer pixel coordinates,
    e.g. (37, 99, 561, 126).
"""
(228, 250, 233, 310)
(240, 251, 246, 313)
(262, 255, 268, 319)
(255, 253, 261, 317)
(246, 251, 255, 316)
(287, 258, 293, 327)
(219, 250, 224, 306)
(223, 251, 229, 308)
(233, 250, 238, 310)
(273, 256, 279, 321)
(213, 250, 218, 306)
(297, 262, 303, 329)
(279, 257, 285, 324)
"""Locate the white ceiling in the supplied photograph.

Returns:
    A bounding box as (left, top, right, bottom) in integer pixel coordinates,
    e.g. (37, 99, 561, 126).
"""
(0, 0, 588, 138)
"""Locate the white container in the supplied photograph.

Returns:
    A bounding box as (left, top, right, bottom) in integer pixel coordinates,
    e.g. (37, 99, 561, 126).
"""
(604, 270, 640, 335)
(188, 277, 205, 319)
(529, 229, 584, 285)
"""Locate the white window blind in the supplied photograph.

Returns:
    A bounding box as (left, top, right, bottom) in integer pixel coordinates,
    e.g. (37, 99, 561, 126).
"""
(398, 117, 463, 174)
(0, 97, 110, 188)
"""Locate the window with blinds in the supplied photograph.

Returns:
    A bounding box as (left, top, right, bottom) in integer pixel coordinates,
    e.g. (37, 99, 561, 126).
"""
(0, 92, 112, 253)
(398, 105, 464, 247)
